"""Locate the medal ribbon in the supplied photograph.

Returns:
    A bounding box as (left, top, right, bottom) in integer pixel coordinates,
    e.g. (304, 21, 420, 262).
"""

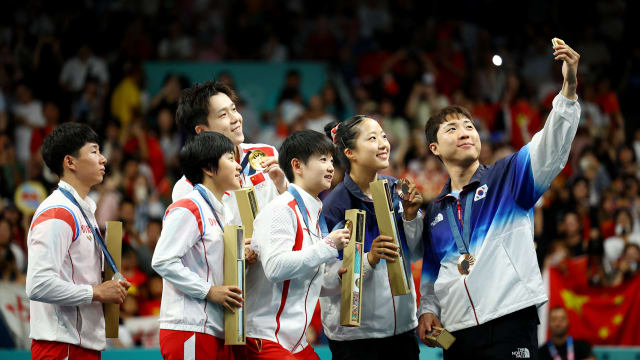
(445, 190, 474, 254)
(288, 185, 328, 238)
(239, 150, 257, 177)
(194, 184, 225, 232)
(547, 336, 574, 360)
(58, 187, 119, 274)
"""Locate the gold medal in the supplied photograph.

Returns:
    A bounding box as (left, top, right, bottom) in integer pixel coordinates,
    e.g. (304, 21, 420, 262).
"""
(397, 178, 411, 200)
(457, 253, 476, 275)
(248, 150, 267, 171)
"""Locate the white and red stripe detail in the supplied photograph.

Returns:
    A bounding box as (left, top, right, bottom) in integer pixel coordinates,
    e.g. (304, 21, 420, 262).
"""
(164, 199, 204, 236)
(274, 200, 306, 344)
(32, 207, 78, 240)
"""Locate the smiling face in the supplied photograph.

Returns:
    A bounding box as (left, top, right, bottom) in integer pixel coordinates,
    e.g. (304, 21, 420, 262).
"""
(429, 114, 481, 167)
(345, 118, 390, 171)
(296, 153, 335, 196)
(66, 142, 107, 187)
(199, 93, 244, 146)
(210, 152, 242, 192)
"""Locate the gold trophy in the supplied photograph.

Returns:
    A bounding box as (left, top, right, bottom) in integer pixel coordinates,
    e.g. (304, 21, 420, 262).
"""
(370, 179, 411, 296)
(340, 209, 366, 326)
(235, 187, 259, 238)
(223, 225, 246, 345)
(104, 221, 123, 338)
(426, 326, 456, 350)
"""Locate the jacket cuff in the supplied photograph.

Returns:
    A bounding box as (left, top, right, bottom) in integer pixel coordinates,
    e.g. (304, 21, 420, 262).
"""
(82, 285, 96, 304)
(322, 236, 339, 259)
(417, 295, 441, 319)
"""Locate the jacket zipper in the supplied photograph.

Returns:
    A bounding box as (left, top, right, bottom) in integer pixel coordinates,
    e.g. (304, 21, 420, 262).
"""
(387, 276, 398, 335)
(292, 268, 320, 352)
(458, 196, 479, 326)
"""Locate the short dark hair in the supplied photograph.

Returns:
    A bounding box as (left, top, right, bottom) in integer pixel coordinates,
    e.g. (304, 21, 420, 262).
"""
(179, 132, 235, 184)
(176, 81, 238, 139)
(424, 106, 473, 145)
(549, 306, 567, 315)
(323, 115, 368, 171)
(279, 130, 335, 183)
(41, 122, 100, 177)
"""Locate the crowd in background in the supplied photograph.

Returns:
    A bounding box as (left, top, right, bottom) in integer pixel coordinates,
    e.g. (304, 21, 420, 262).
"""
(1, 0, 640, 349)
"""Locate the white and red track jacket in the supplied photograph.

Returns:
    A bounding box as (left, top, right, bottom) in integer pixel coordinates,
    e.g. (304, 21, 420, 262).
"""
(152, 185, 232, 339)
(172, 142, 282, 226)
(245, 184, 339, 354)
(26, 181, 106, 351)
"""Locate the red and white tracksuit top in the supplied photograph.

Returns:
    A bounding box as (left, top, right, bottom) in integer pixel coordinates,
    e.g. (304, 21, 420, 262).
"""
(152, 186, 232, 339)
(26, 181, 105, 351)
(245, 184, 339, 354)
(171, 142, 282, 226)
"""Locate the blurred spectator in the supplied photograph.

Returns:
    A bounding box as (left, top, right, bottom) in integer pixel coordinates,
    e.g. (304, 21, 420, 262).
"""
(122, 118, 166, 186)
(12, 82, 45, 166)
(121, 18, 154, 61)
(304, 16, 338, 61)
(378, 97, 409, 167)
(278, 69, 302, 104)
(148, 74, 186, 121)
(72, 76, 106, 130)
(539, 307, 596, 360)
(321, 83, 345, 121)
(137, 276, 162, 317)
(0, 217, 25, 282)
(111, 64, 143, 135)
(561, 212, 587, 258)
(609, 243, 640, 287)
(261, 33, 288, 62)
(59, 44, 109, 93)
(522, 36, 554, 90)
(156, 108, 181, 173)
(0, 135, 23, 199)
(579, 84, 607, 137)
(121, 243, 148, 296)
(604, 209, 640, 275)
(302, 95, 335, 133)
(358, 0, 390, 39)
(158, 21, 193, 60)
(405, 74, 449, 130)
(429, 33, 466, 97)
(29, 101, 59, 158)
(500, 73, 542, 150)
(32, 36, 64, 100)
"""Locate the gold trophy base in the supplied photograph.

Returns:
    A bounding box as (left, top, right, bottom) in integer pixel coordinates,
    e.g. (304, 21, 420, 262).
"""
(426, 326, 456, 350)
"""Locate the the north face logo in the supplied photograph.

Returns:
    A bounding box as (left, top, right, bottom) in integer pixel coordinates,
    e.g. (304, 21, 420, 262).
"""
(474, 184, 488, 201)
(512, 348, 530, 358)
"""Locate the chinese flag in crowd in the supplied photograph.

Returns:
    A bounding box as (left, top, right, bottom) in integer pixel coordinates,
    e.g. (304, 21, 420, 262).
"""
(547, 258, 640, 345)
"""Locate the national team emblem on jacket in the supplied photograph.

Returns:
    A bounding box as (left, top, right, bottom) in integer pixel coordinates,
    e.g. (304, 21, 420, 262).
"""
(430, 213, 444, 227)
(474, 184, 488, 201)
(250, 172, 265, 186)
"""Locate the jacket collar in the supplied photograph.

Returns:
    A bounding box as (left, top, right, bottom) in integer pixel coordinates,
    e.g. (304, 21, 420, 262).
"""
(58, 180, 96, 213)
(344, 172, 397, 203)
(435, 164, 488, 203)
(289, 183, 323, 223)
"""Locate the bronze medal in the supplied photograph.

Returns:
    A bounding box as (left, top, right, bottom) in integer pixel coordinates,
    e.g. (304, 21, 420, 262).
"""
(248, 150, 267, 171)
(344, 219, 353, 234)
(457, 254, 476, 275)
(397, 178, 411, 200)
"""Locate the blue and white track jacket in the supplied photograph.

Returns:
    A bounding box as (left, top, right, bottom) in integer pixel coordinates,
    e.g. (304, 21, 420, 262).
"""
(415, 93, 580, 332)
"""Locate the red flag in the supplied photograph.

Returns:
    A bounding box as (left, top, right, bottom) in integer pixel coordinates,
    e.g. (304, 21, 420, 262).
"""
(548, 258, 640, 345)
